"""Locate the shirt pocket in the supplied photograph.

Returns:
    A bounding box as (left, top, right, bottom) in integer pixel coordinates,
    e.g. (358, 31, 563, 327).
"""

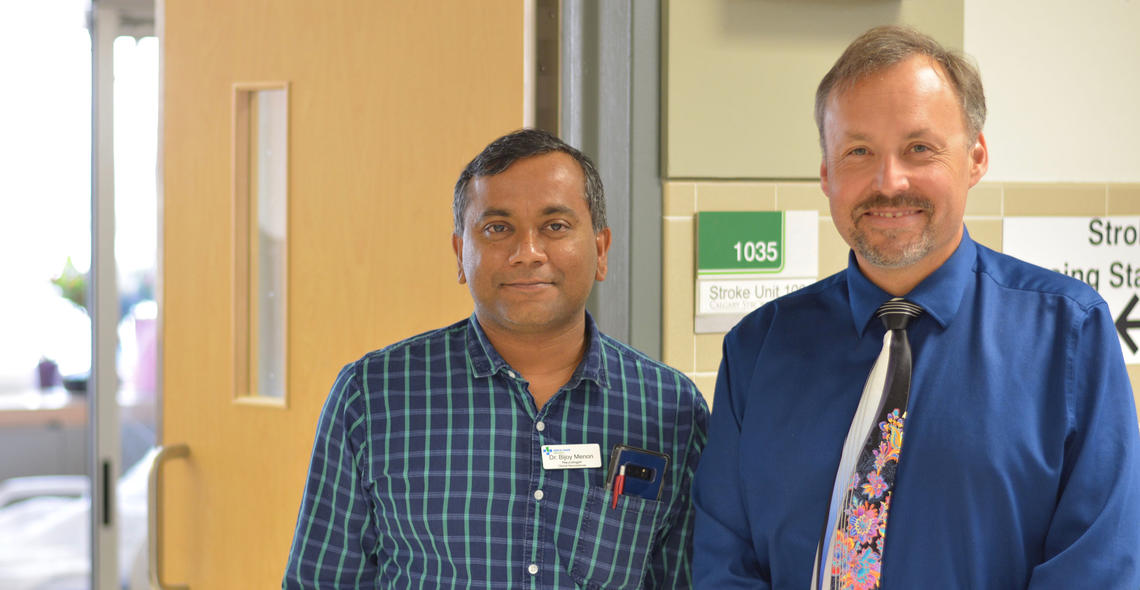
(567, 485, 667, 590)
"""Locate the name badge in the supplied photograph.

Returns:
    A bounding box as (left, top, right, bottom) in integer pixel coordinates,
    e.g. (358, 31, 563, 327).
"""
(541, 443, 602, 470)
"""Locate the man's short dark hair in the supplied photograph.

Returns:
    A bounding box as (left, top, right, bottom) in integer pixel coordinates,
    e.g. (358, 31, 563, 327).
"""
(815, 25, 987, 152)
(453, 128, 607, 234)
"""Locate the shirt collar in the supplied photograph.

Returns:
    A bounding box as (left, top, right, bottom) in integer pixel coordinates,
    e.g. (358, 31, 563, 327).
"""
(465, 311, 610, 389)
(846, 227, 976, 336)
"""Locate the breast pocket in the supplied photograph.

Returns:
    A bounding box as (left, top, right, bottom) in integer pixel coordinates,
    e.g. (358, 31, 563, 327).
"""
(567, 485, 667, 589)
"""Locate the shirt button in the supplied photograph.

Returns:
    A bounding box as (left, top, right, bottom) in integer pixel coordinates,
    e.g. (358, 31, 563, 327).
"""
(535, 421, 546, 432)
(534, 489, 544, 501)
(527, 564, 539, 575)
(506, 370, 517, 379)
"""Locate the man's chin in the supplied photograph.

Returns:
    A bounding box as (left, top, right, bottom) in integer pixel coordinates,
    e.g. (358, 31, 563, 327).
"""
(483, 305, 582, 335)
(853, 237, 932, 270)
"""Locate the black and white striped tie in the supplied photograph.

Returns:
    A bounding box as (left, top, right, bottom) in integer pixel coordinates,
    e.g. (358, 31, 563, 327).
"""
(812, 297, 923, 590)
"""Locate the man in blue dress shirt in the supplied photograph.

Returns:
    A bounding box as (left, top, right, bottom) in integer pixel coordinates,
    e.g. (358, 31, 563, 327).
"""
(284, 129, 708, 588)
(692, 25, 1140, 589)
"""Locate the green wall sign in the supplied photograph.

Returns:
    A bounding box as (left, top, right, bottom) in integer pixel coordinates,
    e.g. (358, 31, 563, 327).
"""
(697, 211, 785, 275)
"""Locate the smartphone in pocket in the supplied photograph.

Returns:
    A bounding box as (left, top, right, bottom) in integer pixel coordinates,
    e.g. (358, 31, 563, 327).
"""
(605, 445, 670, 501)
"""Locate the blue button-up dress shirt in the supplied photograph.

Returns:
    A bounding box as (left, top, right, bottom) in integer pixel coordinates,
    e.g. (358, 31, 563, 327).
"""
(692, 230, 1140, 589)
(285, 312, 708, 589)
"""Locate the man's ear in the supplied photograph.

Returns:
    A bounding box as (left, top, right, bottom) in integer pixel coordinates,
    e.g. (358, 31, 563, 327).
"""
(820, 158, 831, 197)
(968, 132, 989, 188)
(594, 227, 612, 282)
(451, 233, 466, 284)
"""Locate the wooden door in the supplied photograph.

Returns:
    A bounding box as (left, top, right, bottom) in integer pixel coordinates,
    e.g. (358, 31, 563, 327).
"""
(160, 1, 527, 586)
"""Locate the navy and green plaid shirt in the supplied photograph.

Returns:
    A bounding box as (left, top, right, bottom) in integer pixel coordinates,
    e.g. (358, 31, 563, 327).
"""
(283, 313, 708, 589)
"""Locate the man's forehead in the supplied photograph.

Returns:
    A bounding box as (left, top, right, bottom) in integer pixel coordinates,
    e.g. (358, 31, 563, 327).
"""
(463, 180, 590, 225)
(471, 203, 580, 220)
(823, 60, 965, 135)
(831, 126, 940, 143)
(834, 55, 947, 94)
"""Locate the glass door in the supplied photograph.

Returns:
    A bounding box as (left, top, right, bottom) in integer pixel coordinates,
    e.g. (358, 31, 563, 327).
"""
(0, 1, 157, 588)
(109, 31, 159, 590)
(0, 2, 96, 588)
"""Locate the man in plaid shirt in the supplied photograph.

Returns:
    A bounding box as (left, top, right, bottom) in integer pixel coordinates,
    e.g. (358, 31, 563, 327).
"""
(284, 129, 708, 589)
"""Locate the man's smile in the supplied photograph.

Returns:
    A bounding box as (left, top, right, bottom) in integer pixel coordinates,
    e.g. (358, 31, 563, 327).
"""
(866, 209, 921, 218)
(501, 279, 556, 290)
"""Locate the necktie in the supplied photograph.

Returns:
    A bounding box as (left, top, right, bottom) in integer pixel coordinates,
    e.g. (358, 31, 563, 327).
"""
(812, 297, 922, 590)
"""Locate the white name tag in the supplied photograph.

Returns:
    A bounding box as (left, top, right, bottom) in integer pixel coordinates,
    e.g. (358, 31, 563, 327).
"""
(541, 443, 602, 470)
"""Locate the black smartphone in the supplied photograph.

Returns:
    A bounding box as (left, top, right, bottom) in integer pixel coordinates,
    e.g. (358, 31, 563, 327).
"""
(605, 444, 670, 501)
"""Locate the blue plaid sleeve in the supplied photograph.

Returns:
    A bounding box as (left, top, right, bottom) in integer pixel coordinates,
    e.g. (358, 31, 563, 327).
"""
(643, 378, 710, 589)
(283, 362, 380, 589)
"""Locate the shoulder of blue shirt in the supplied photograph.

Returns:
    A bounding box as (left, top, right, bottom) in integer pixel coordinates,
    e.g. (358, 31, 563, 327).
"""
(973, 240, 1108, 312)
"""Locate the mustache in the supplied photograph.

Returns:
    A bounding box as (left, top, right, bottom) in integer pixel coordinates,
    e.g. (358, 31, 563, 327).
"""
(853, 194, 933, 215)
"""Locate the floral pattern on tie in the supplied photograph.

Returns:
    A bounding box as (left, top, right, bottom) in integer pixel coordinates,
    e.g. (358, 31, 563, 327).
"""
(831, 409, 906, 590)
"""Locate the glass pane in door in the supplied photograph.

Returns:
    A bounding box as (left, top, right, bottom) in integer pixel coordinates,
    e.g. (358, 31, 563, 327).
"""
(112, 32, 158, 589)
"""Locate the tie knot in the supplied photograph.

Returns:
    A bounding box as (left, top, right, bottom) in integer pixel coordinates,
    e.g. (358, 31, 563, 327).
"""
(876, 297, 922, 331)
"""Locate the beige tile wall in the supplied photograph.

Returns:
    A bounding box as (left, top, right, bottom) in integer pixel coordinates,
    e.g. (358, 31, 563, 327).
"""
(662, 181, 1140, 419)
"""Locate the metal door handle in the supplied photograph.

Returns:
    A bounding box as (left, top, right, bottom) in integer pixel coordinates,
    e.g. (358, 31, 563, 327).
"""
(148, 444, 190, 589)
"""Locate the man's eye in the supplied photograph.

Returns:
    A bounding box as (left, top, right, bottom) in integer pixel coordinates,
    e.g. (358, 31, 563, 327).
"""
(849, 147, 869, 156)
(912, 144, 929, 153)
(485, 223, 508, 234)
(548, 222, 567, 232)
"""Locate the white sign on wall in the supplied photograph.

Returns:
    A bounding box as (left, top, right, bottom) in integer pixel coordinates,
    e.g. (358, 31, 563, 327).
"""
(1003, 217, 1140, 364)
(695, 210, 818, 333)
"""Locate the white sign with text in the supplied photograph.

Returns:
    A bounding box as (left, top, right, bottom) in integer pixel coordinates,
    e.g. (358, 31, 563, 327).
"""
(1002, 216, 1140, 364)
(695, 211, 819, 333)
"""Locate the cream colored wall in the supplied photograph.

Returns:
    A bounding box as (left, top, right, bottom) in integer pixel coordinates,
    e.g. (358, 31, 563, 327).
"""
(964, 0, 1140, 182)
(663, 0, 962, 179)
(662, 181, 1140, 414)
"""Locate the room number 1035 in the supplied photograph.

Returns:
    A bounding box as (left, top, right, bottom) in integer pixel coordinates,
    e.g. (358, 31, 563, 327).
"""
(733, 240, 779, 262)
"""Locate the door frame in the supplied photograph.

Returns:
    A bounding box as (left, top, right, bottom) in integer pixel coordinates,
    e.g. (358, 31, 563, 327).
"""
(89, 1, 155, 588)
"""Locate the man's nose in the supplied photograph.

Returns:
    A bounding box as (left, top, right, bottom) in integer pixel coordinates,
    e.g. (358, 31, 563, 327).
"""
(508, 230, 547, 265)
(873, 154, 910, 196)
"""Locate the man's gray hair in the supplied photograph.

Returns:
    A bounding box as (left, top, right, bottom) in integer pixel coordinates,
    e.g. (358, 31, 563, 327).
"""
(453, 128, 607, 234)
(814, 25, 986, 152)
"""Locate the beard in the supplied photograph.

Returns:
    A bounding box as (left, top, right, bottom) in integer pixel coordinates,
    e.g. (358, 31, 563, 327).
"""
(848, 194, 935, 269)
